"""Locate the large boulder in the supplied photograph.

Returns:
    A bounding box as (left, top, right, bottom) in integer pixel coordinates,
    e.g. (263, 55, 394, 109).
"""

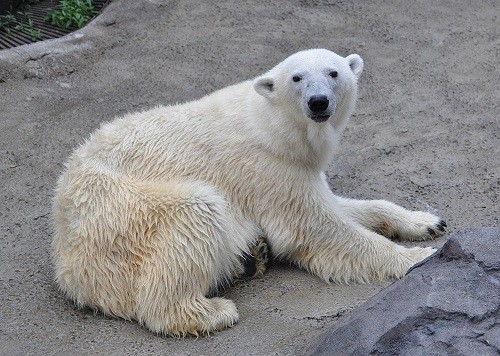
(312, 228, 500, 356)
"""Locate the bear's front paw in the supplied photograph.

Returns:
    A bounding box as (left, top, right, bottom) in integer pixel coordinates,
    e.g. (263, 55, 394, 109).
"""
(402, 246, 437, 275)
(406, 245, 437, 262)
(389, 245, 437, 279)
(399, 211, 447, 241)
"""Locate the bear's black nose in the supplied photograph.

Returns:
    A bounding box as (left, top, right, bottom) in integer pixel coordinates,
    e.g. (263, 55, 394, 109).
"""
(308, 95, 329, 113)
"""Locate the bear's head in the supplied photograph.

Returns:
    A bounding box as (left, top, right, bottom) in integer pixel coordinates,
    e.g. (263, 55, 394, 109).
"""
(254, 49, 363, 130)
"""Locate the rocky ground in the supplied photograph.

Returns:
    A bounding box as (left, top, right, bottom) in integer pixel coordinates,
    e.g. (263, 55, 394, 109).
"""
(0, 0, 498, 355)
(312, 228, 500, 355)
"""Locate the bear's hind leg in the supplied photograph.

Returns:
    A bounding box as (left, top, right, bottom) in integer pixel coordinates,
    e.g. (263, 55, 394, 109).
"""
(133, 181, 241, 336)
(138, 287, 239, 337)
(238, 236, 269, 279)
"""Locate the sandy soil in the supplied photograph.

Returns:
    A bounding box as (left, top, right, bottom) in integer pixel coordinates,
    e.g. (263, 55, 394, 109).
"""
(0, 1, 498, 355)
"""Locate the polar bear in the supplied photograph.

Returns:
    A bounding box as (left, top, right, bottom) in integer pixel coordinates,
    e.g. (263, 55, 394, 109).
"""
(52, 49, 446, 336)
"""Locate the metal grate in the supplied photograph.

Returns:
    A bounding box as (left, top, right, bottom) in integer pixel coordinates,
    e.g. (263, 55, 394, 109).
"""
(0, 0, 108, 50)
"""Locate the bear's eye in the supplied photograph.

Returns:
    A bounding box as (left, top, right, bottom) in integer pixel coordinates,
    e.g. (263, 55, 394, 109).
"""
(292, 76, 301, 82)
(329, 71, 338, 78)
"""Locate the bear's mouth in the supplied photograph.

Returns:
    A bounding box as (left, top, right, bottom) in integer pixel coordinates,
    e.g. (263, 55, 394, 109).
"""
(310, 115, 330, 123)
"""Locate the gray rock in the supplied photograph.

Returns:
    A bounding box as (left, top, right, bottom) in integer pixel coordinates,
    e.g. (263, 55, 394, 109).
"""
(312, 228, 500, 356)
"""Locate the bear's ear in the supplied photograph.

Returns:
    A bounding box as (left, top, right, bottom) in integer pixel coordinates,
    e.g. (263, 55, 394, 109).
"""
(346, 54, 363, 78)
(254, 76, 276, 99)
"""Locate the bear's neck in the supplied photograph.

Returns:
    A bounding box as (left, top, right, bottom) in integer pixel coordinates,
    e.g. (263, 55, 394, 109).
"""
(246, 89, 341, 172)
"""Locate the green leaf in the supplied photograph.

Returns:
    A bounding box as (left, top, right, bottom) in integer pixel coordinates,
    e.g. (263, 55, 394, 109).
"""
(43, 0, 97, 29)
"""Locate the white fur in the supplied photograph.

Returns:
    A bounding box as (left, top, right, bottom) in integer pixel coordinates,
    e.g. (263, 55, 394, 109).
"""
(52, 49, 444, 336)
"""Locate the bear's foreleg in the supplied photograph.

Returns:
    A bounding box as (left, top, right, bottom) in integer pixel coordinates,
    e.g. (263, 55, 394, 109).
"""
(268, 187, 436, 283)
(290, 221, 435, 283)
(334, 196, 446, 241)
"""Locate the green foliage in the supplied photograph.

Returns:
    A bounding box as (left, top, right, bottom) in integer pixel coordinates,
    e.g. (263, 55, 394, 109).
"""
(44, 0, 98, 29)
(0, 11, 41, 41)
(0, 0, 98, 44)
(0, 12, 16, 37)
(20, 0, 41, 10)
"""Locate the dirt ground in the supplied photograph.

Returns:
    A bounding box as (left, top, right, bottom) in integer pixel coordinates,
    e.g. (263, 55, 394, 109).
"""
(0, 0, 498, 355)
